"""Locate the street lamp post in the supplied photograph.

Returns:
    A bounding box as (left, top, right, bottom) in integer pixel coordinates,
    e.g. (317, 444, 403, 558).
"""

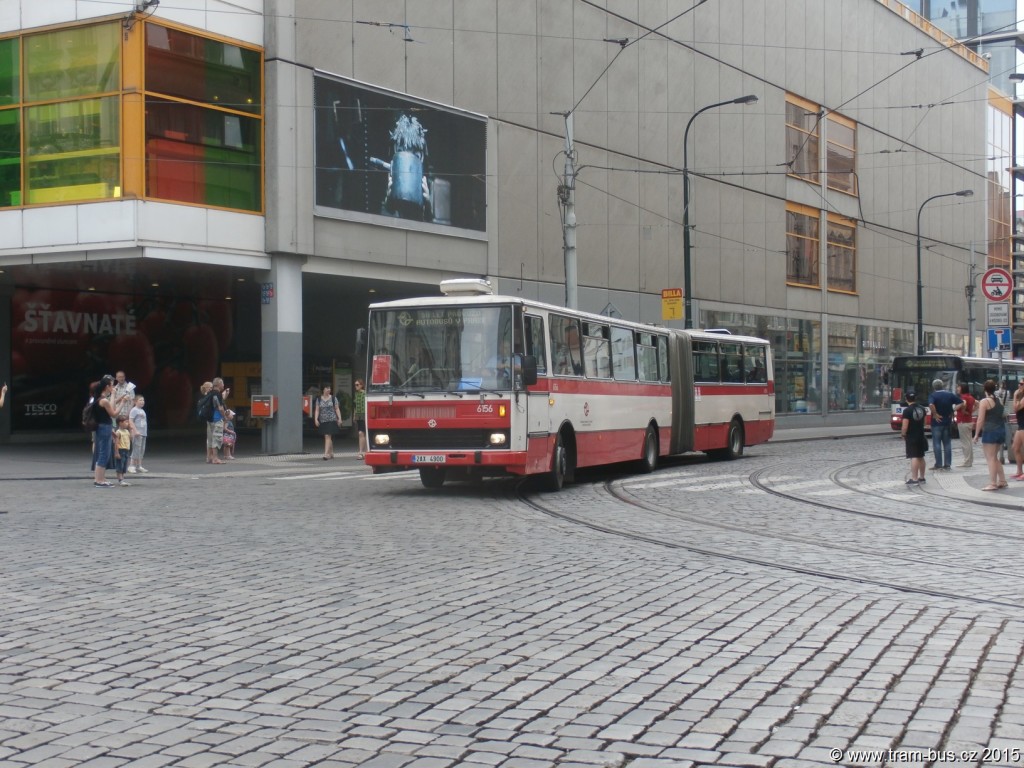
(682, 94, 758, 329)
(916, 189, 973, 354)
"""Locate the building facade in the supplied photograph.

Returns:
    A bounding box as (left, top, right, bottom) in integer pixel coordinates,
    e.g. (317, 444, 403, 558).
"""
(0, 0, 990, 447)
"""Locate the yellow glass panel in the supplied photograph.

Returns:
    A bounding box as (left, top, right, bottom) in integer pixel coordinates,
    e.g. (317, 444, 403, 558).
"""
(25, 22, 120, 101)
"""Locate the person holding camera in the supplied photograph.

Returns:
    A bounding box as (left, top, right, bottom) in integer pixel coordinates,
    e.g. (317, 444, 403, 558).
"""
(112, 370, 136, 422)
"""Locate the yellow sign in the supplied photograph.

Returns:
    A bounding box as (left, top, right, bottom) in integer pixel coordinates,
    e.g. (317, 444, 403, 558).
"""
(661, 288, 683, 321)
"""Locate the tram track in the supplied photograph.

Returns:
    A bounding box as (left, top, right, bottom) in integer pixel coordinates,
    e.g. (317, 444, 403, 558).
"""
(514, 457, 1024, 612)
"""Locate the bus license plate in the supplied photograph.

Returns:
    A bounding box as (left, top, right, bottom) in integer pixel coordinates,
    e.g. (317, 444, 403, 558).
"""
(412, 455, 446, 464)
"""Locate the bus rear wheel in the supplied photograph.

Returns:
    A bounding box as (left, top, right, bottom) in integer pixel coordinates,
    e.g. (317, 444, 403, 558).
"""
(718, 419, 744, 460)
(419, 467, 446, 488)
(638, 425, 658, 473)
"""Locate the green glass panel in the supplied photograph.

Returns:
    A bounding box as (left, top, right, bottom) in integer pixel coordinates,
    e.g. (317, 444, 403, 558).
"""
(146, 25, 260, 114)
(0, 108, 20, 207)
(0, 38, 18, 106)
(26, 96, 120, 203)
(25, 23, 120, 102)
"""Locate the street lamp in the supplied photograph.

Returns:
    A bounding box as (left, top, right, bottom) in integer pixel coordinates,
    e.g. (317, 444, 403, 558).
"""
(682, 94, 758, 328)
(916, 189, 973, 354)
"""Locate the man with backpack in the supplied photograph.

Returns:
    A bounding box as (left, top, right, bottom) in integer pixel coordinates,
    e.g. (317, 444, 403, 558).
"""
(199, 379, 230, 465)
(901, 390, 928, 485)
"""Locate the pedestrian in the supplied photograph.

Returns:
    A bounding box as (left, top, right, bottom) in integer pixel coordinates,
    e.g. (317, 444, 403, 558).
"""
(113, 415, 133, 486)
(90, 376, 118, 488)
(354, 378, 367, 459)
(954, 383, 975, 468)
(995, 379, 1012, 463)
(128, 394, 149, 474)
(927, 379, 961, 470)
(112, 370, 135, 422)
(206, 378, 228, 464)
(1012, 380, 1024, 480)
(974, 379, 1008, 491)
(901, 390, 928, 485)
(222, 409, 237, 460)
(313, 385, 341, 459)
(0, 382, 6, 408)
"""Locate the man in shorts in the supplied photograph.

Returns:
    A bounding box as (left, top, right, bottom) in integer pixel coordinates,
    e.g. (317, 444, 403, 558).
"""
(901, 390, 928, 485)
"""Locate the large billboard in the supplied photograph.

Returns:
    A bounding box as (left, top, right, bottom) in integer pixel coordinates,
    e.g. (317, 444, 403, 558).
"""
(314, 74, 486, 232)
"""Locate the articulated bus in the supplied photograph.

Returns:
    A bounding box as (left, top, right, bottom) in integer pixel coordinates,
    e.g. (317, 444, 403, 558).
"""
(363, 280, 774, 489)
(888, 353, 1024, 430)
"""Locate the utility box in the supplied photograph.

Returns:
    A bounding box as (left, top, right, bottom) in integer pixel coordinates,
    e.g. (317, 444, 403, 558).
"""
(251, 395, 278, 419)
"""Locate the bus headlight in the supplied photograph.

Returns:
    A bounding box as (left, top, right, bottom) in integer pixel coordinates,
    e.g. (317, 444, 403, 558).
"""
(489, 432, 506, 445)
(373, 433, 390, 446)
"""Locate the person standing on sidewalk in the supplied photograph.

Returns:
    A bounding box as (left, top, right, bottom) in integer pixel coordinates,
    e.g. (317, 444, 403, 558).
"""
(955, 383, 975, 468)
(206, 378, 229, 464)
(974, 379, 1008, 491)
(1012, 381, 1024, 480)
(928, 378, 961, 471)
(901, 390, 928, 485)
(313, 385, 341, 459)
(128, 394, 149, 474)
(354, 379, 367, 459)
(90, 376, 118, 488)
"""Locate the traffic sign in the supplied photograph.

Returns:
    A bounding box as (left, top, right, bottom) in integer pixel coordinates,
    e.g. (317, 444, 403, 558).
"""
(987, 301, 1010, 327)
(988, 327, 1011, 352)
(982, 267, 1012, 301)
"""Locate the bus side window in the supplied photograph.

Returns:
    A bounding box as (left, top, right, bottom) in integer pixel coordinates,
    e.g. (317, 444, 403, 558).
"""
(720, 343, 743, 383)
(583, 322, 611, 379)
(611, 326, 636, 381)
(658, 335, 669, 383)
(550, 315, 583, 376)
(524, 315, 547, 374)
(745, 345, 767, 383)
(693, 341, 719, 382)
(636, 332, 658, 382)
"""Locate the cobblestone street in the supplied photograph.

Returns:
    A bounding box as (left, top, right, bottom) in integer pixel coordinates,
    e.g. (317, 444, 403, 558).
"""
(1, 434, 1023, 767)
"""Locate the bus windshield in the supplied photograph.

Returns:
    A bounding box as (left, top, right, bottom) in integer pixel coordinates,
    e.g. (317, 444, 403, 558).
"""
(368, 305, 514, 392)
(890, 363, 956, 403)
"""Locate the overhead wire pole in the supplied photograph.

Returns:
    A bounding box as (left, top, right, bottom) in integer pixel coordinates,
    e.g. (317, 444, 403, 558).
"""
(561, 112, 578, 310)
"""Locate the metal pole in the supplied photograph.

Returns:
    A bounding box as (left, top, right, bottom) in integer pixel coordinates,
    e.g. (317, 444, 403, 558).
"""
(966, 242, 977, 357)
(916, 189, 974, 355)
(562, 113, 577, 310)
(682, 95, 757, 329)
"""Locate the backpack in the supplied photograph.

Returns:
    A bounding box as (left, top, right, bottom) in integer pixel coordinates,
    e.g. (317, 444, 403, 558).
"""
(196, 392, 216, 422)
(82, 401, 98, 431)
(908, 403, 925, 422)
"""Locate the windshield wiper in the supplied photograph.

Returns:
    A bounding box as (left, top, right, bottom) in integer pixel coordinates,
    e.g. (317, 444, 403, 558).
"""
(389, 389, 425, 399)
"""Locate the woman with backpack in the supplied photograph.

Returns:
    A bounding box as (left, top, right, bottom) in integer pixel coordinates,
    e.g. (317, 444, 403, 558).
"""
(313, 385, 342, 459)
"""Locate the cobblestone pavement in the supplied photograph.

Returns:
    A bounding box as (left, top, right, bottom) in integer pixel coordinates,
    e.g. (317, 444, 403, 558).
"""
(1, 435, 1023, 768)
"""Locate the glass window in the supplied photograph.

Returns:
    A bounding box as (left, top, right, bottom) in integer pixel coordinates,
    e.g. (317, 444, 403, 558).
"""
(25, 24, 120, 101)
(827, 216, 856, 292)
(0, 37, 17, 106)
(25, 97, 120, 203)
(658, 335, 670, 383)
(610, 326, 636, 381)
(636, 332, 659, 382)
(786, 97, 819, 183)
(745, 345, 767, 383)
(720, 343, 743, 383)
(693, 341, 720, 383)
(145, 98, 261, 210)
(583, 323, 611, 379)
(826, 116, 856, 194)
(550, 315, 583, 376)
(524, 315, 547, 375)
(787, 204, 820, 287)
(146, 26, 261, 114)
(0, 108, 19, 206)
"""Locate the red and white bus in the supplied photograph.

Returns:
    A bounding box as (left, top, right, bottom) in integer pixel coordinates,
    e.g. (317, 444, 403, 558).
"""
(363, 280, 775, 489)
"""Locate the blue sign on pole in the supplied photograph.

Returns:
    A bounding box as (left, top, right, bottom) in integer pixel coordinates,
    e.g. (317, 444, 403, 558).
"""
(988, 327, 1011, 352)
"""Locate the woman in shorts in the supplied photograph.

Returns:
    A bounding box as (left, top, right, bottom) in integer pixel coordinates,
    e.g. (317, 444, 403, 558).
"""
(974, 379, 1008, 491)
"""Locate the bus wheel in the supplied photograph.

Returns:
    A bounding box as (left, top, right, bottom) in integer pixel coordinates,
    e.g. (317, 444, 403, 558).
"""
(638, 425, 658, 473)
(722, 419, 745, 460)
(543, 434, 567, 492)
(419, 467, 446, 488)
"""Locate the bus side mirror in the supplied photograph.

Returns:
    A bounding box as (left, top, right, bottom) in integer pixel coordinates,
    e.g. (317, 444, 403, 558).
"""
(518, 354, 538, 387)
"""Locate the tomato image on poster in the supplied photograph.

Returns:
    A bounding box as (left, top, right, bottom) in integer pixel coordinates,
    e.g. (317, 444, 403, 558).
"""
(10, 288, 235, 431)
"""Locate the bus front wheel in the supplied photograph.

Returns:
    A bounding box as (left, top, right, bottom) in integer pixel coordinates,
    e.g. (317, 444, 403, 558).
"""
(543, 434, 567, 492)
(419, 467, 446, 488)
